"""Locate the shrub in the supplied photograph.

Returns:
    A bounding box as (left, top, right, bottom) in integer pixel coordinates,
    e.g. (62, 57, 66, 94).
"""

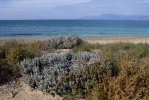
(0, 60, 20, 85)
(0, 47, 5, 59)
(6, 46, 35, 65)
(20, 51, 120, 97)
(47, 35, 84, 49)
(72, 42, 149, 99)
(86, 59, 149, 100)
(20, 52, 102, 96)
(0, 40, 40, 85)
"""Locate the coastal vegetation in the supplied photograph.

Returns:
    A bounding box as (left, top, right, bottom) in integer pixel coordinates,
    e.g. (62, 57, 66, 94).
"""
(73, 42, 149, 100)
(0, 40, 40, 85)
(0, 36, 149, 100)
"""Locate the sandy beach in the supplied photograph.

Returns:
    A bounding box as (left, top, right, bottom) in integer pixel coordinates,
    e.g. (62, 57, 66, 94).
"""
(0, 36, 149, 44)
(84, 36, 149, 44)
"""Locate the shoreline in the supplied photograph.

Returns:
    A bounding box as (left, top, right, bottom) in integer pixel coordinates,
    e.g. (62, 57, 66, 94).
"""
(0, 35, 149, 44)
(84, 36, 149, 44)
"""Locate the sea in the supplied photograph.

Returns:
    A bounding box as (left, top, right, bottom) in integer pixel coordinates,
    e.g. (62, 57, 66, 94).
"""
(0, 20, 149, 38)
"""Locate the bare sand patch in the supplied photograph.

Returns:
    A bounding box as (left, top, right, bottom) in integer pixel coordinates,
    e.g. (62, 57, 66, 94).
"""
(0, 79, 62, 100)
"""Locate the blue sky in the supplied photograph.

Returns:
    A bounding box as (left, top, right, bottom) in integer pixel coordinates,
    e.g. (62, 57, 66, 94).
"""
(0, 0, 149, 19)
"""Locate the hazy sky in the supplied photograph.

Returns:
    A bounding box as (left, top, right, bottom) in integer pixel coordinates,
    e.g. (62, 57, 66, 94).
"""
(0, 0, 149, 19)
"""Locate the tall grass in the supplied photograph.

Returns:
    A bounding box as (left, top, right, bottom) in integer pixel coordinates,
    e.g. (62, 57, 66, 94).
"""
(73, 42, 149, 100)
(0, 40, 46, 85)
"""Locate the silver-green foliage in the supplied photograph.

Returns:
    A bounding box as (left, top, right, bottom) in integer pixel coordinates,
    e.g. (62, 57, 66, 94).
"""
(21, 52, 100, 95)
(47, 35, 83, 49)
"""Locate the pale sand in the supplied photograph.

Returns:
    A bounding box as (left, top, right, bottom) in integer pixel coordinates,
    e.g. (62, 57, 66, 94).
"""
(0, 79, 62, 100)
(84, 36, 149, 44)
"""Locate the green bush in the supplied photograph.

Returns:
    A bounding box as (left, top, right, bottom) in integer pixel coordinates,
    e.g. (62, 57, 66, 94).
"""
(6, 46, 35, 65)
(0, 41, 41, 85)
(0, 47, 5, 59)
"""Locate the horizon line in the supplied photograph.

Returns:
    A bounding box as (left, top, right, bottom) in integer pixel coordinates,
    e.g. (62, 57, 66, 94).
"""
(0, 19, 149, 21)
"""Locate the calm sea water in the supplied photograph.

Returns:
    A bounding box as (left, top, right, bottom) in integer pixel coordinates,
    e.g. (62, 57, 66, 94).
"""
(0, 20, 149, 37)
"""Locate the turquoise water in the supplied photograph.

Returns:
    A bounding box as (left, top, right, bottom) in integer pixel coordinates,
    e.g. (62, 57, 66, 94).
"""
(0, 20, 149, 37)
